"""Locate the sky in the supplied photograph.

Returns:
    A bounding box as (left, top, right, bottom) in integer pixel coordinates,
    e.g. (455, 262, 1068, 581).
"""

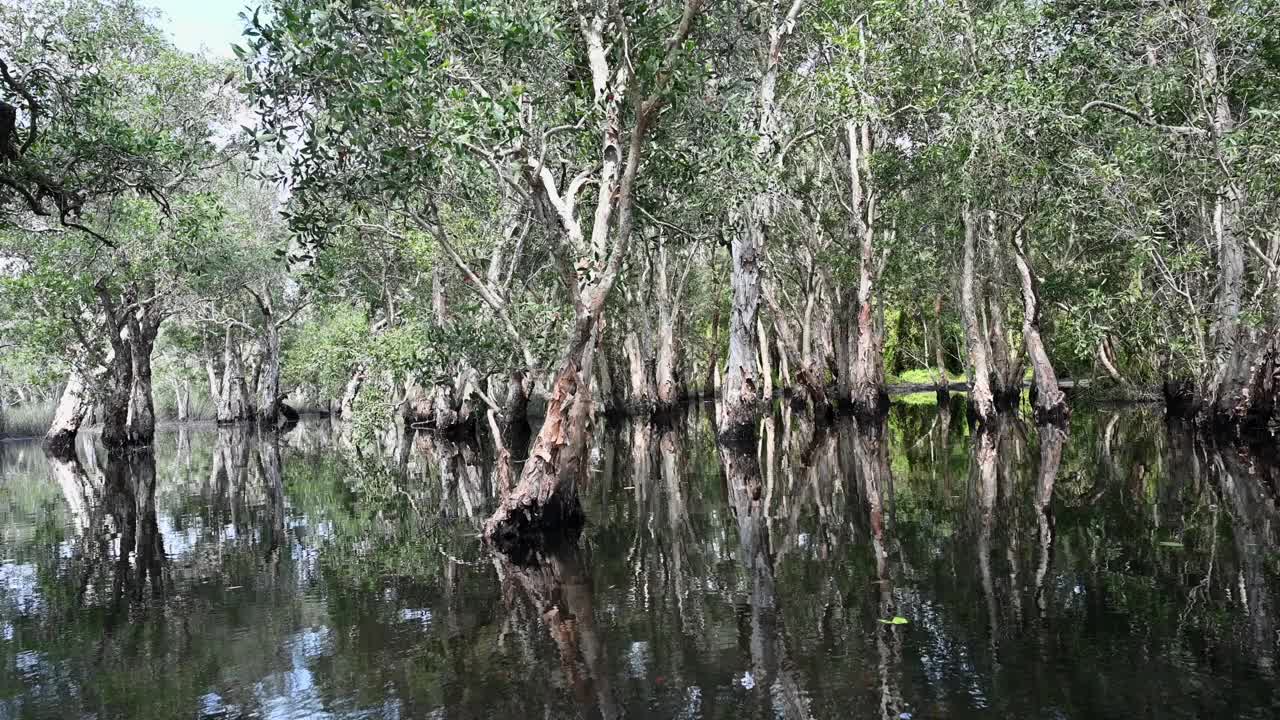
(146, 0, 251, 58)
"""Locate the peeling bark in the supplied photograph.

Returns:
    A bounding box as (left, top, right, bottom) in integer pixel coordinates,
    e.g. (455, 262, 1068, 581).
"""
(1011, 230, 1068, 425)
(961, 205, 997, 423)
(484, 0, 705, 547)
(217, 327, 254, 424)
(45, 370, 91, 458)
(723, 0, 804, 435)
(722, 208, 763, 434)
(252, 296, 284, 423)
(846, 118, 888, 419)
(483, 311, 596, 552)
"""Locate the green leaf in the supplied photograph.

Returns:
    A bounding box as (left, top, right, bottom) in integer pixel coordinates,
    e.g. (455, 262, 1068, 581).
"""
(878, 616, 910, 625)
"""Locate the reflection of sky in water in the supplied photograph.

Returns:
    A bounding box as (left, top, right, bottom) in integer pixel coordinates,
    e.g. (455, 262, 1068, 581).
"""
(157, 515, 203, 557)
(626, 640, 651, 678)
(398, 607, 432, 626)
(255, 626, 336, 720)
(0, 562, 41, 612)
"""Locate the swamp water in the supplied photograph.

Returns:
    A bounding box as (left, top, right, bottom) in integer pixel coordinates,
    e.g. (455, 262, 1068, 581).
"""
(0, 402, 1276, 719)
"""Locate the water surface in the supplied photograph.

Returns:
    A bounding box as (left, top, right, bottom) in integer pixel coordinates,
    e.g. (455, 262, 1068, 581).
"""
(0, 403, 1277, 719)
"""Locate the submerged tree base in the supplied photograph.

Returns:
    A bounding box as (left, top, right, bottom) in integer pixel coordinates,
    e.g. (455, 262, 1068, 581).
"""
(484, 492, 585, 563)
(43, 431, 77, 461)
(1163, 377, 1279, 442)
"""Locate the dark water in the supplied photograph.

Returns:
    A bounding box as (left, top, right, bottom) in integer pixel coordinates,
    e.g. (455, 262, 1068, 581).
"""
(0, 402, 1277, 719)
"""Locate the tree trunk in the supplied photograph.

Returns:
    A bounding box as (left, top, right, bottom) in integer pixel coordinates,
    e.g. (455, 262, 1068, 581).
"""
(484, 309, 598, 552)
(481, 0, 703, 550)
(930, 294, 950, 404)
(704, 304, 722, 398)
(1011, 230, 1068, 424)
(623, 327, 655, 413)
(654, 305, 679, 411)
(205, 356, 221, 410)
(834, 288, 855, 399)
(99, 348, 134, 451)
(757, 317, 774, 403)
(722, 204, 763, 436)
(961, 205, 997, 423)
(338, 363, 366, 422)
(256, 319, 282, 423)
(761, 279, 830, 415)
(45, 370, 91, 458)
(501, 369, 532, 446)
(983, 212, 1023, 409)
(931, 295, 948, 385)
(846, 118, 887, 418)
(217, 328, 253, 424)
(174, 379, 191, 423)
(125, 316, 160, 447)
(721, 0, 803, 434)
(432, 263, 448, 327)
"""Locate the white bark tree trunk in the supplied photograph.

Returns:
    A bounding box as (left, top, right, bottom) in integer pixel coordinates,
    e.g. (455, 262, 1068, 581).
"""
(962, 205, 997, 423)
(1011, 230, 1068, 424)
(217, 328, 253, 424)
(722, 0, 804, 435)
(45, 370, 91, 457)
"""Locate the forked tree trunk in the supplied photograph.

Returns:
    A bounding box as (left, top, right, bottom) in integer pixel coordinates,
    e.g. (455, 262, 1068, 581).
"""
(961, 205, 997, 423)
(45, 370, 91, 458)
(983, 213, 1023, 409)
(1011, 230, 1068, 424)
(763, 282, 831, 415)
(482, 0, 703, 549)
(1193, 0, 1249, 427)
(173, 379, 191, 423)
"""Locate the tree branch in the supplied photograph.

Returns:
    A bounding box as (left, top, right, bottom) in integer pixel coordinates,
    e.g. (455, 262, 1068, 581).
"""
(1081, 100, 1208, 137)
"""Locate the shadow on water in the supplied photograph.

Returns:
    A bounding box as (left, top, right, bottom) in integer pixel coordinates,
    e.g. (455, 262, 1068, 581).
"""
(0, 403, 1277, 718)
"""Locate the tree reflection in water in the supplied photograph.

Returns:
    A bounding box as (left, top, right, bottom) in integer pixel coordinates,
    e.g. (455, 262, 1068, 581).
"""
(1, 406, 1277, 718)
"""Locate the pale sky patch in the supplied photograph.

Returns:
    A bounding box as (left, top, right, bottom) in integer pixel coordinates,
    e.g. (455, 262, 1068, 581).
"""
(146, 0, 256, 58)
